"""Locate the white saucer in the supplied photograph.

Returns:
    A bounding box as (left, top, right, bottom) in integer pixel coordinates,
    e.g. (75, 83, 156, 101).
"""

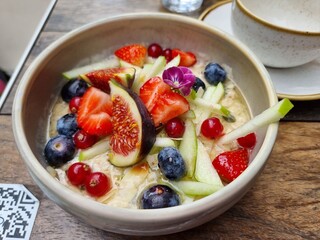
(200, 0, 320, 101)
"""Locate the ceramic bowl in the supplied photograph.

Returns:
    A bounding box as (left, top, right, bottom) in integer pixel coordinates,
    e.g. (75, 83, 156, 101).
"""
(231, 0, 320, 68)
(12, 13, 278, 236)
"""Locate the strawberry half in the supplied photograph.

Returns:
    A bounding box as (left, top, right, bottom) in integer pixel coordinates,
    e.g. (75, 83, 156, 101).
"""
(77, 87, 113, 136)
(114, 44, 147, 67)
(139, 76, 171, 112)
(81, 67, 135, 93)
(151, 91, 190, 127)
(212, 148, 249, 183)
(172, 49, 197, 67)
(237, 132, 257, 149)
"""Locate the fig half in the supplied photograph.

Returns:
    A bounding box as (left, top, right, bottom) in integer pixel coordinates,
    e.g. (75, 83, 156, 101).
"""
(109, 80, 156, 167)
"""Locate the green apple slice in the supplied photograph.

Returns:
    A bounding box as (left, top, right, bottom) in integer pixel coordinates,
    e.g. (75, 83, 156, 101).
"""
(131, 64, 153, 92)
(119, 59, 140, 69)
(179, 119, 197, 178)
(196, 87, 205, 98)
(143, 56, 166, 81)
(199, 82, 224, 102)
(180, 110, 196, 120)
(164, 54, 180, 70)
(209, 82, 224, 104)
(202, 85, 216, 100)
(194, 140, 224, 188)
(154, 137, 176, 147)
(149, 137, 176, 154)
(192, 98, 235, 121)
(218, 98, 294, 144)
(172, 181, 221, 196)
(78, 138, 110, 161)
(62, 58, 119, 79)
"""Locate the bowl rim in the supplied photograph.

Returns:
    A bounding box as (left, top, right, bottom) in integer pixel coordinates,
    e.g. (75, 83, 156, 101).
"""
(12, 12, 278, 225)
(235, 0, 320, 36)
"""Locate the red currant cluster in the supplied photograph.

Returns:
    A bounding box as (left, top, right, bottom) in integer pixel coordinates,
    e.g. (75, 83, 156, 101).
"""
(67, 162, 111, 197)
(148, 43, 173, 62)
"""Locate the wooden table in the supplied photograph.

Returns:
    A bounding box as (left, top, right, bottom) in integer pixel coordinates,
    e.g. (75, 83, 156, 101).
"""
(1, 1, 319, 239)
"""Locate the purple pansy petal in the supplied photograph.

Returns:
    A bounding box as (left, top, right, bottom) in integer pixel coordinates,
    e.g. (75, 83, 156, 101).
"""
(180, 73, 196, 95)
(180, 86, 191, 95)
(184, 73, 196, 85)
(179, 67, 196, 86)
(163, 67, 184, 88)
(179, 66, 193, 75)
(162, 66, 196, 96)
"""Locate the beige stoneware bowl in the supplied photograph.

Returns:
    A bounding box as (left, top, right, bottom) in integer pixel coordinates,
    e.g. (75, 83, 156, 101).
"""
(13, 13, 278, 236)
(231, 0, 320, 68)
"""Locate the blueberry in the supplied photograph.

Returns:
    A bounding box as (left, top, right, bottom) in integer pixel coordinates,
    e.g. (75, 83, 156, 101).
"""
(140, 185, 180, 209)
(204, 63, 226, 86)
(192, 77, 206, 92)
(44, 135, 76, 167)
(56, 113, 78, 137)
(158, 147, 186, 180)
(61, 79, 88, 102)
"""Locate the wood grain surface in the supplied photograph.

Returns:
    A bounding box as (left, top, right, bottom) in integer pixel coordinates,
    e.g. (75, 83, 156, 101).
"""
(1, 0, 320, 239)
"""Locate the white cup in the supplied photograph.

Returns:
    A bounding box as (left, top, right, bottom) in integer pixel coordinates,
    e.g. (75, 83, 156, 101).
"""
(162, 0, 203, 13)
(231, 0, 320, 68)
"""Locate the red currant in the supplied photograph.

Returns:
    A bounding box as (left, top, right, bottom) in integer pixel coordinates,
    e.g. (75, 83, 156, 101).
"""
(69, 96, 81, 113)
(73, 129, 98, 149)
(85, 172, 111, 197)
(162, 48, 173, 62)
(67, 162, 92, 186)
(237, 132, 256, 149)
(201, 117, 224, 139)
(148, 43, 163, 58)
(165, 118, 185, 138)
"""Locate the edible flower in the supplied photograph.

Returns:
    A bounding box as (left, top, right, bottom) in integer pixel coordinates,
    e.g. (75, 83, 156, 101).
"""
(162, 66, 195, 96)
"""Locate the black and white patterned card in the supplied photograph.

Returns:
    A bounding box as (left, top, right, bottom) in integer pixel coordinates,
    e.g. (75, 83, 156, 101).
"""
(0, 184, 39, 240)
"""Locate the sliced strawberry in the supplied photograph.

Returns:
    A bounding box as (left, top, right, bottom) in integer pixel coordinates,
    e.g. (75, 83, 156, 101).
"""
(172, 49, 197, 67)
(139, 76, 190, 127)
(237, 132, 257, 149)
(81, 67, 135, 93)
(139, 76, 171, 112)
(151, 91, 190, 127)
(212, 148, 249, 183)
(114, 44, 147, 67)
(77, 87, 113, 136)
